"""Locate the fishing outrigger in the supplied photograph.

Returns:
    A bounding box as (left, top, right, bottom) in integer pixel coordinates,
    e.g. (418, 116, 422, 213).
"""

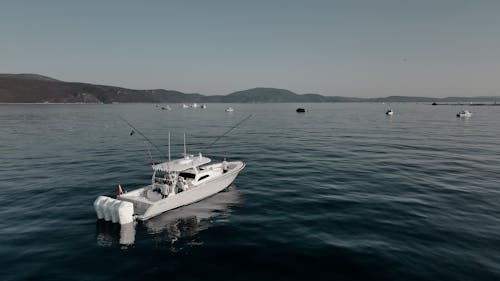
(93, 116, 250, 224)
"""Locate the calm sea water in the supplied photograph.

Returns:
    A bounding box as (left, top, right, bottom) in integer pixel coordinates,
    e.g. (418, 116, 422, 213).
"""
(1, 103, 500, 281)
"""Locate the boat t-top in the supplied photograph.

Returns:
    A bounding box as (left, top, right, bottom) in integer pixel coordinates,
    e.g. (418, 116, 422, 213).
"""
(93, 134, 245, 224)
(456, 110, 472, 118)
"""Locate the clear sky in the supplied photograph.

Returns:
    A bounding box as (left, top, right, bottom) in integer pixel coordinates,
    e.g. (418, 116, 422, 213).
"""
(1, 0, 499, 97)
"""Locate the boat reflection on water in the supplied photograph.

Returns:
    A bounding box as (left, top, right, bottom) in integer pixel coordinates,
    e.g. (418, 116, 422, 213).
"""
(96, 221, 136, 247)
(96, 186, 243, 248)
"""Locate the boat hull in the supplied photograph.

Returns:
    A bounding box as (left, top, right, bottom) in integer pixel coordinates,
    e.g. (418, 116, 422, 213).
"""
(121, 161, 245, 221)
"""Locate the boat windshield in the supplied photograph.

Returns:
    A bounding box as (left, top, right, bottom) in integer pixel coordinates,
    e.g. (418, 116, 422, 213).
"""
(179, 172, 195, 179)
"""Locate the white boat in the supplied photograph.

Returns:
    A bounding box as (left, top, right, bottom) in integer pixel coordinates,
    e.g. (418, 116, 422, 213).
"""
(456, 110, 472, 117)
(93, 135, 245, 223)
(182, 104, 189, 109)
(386, 109, 394, 115)
(225, 107, 234, 112)
(201, 104, 207, 109)
(192, 103, 198, 108)
(96, 186, 243, 246)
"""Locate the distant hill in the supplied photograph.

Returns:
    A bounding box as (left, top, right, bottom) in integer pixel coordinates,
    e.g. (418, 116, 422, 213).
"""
(0, 73, 60, 82)
(0, 74, 204, 103)
(223, 88, 317, 102)
(0, 73, 499, 103)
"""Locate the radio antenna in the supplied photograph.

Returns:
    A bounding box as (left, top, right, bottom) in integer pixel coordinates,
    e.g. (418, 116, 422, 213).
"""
(183, 132, 187, 157)
(168, 131, 171, 161)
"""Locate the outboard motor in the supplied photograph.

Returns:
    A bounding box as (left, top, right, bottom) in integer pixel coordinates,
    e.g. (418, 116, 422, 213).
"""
(93, 196, 134, 225)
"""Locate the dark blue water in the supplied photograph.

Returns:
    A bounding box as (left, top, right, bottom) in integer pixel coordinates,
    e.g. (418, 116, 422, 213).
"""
(1, 103, 500, 281)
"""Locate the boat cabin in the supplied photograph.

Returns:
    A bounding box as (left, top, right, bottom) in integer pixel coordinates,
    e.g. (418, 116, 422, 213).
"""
(150, 153, 228, 197)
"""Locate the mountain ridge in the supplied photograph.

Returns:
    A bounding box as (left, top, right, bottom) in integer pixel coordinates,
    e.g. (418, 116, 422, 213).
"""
(1, 74, 499, 103)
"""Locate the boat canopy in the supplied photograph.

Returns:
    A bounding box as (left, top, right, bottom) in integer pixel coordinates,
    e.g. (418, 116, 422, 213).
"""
(152, 154, 211, 172)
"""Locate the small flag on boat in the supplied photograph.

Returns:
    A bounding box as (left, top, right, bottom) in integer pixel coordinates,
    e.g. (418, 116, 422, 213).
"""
(117, 184, 123, 197)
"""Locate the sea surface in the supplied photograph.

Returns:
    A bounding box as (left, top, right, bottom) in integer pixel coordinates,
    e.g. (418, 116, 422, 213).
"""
(1, 103, 500, 281)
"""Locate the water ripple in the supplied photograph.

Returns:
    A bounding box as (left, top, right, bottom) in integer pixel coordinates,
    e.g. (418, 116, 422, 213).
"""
(1, 103, 500, 281)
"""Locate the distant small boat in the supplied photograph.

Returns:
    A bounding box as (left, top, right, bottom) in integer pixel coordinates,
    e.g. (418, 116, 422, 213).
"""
(225, 107, 234, 112)
(296, 108, 306, 113)
(192, 103, 198, 108)
(182, 104, 189, 109)
(201, 104, 207, 109)
(386, 109, 394, 115)
(161, 105, 171, 111)
(456, 110, 472, 117)
(432, 102, 437, 106)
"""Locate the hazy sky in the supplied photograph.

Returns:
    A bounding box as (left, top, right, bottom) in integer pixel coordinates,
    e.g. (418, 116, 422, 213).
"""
(1, 0, 500, 97)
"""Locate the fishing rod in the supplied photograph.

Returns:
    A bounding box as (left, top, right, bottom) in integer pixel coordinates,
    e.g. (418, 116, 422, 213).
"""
(145, 141, 155, 165)
(206, 114, 253, 149)
(118, 115, 168, 160)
